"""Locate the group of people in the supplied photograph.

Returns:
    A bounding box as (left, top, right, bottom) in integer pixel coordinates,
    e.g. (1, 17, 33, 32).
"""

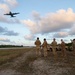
(34, 37, 75, 58)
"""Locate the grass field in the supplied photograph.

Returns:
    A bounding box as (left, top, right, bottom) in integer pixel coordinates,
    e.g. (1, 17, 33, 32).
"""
(0, 48, 31, 66)
(0, 47, 75, 75)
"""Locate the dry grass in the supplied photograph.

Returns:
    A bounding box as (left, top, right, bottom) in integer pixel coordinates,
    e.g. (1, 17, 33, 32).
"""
(0, 48, 75, 75)
(16, 55, 37, 73)
(0, 48, 32, 65)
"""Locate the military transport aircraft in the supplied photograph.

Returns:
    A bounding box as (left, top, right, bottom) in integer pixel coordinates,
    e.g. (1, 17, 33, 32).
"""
(4, 11, 19, 17)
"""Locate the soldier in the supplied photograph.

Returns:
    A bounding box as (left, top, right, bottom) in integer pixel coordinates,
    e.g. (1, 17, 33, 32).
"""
(42, 38, 48, 57)
(51, 38, 57, 58)
(60, 39, 66, 57)
(72, 39, 75, 55)
(34, 37, 41, 56)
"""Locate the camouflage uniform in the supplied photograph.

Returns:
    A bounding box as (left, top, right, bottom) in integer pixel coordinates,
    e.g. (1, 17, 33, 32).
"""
(72, 39, 75, 55)
(42, 39, 48, 57)
(35, 38, 41, 56)
(60, 39, 66, 57)
(51, 38, 57, 57)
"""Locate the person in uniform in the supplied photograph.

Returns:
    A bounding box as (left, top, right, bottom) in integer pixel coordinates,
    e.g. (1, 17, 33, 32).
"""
(72, 39, 75, 55)
(51, 38, 57, 58)
(34, 37, 41, 56)
(60, 39, 66, 57)
(42, 38, 48, 57)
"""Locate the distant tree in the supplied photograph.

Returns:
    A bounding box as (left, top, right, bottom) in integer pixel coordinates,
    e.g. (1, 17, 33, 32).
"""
(0, 45, 23, 48)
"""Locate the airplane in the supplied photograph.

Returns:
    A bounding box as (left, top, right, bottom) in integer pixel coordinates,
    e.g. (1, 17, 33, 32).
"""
(4, 11, 19, 17)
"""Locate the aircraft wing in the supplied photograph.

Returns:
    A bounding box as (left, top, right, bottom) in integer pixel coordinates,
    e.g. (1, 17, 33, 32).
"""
(4, 13, 10, 15)
(13, 13, 19, 15)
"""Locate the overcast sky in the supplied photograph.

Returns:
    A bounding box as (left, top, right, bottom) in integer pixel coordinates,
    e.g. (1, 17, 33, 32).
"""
(0, 0, 75, 46)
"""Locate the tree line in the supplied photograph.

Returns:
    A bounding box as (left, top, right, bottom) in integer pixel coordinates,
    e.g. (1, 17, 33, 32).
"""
(0, 45, 23, 48)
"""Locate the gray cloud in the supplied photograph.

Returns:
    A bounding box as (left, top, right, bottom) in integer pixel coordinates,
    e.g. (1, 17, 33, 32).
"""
(69, 25, 75, 35)
(32, 11, 41, 21)
(53, 32, 69, 38)
(0, 38, 10, 42)
(0, 26, 7, 32)
(4, 31, 19, 36)
(24, 34, 35, 40)
(0, 38, 17, 45)
(22, 8, 75, 38)
(0, 26, 19, 36)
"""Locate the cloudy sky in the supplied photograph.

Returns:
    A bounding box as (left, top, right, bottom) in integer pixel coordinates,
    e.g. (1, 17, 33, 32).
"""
(0, 0, 75, 46)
